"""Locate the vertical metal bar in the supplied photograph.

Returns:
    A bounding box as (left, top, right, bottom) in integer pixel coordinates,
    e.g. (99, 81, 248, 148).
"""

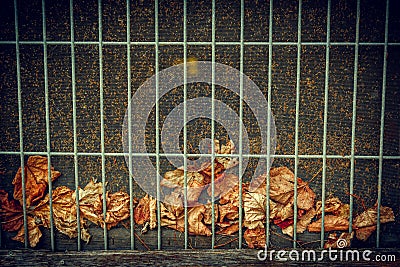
(211, 0, 216, 249)
(98, 0, 108, 250)
(41, 0, 55, 251)
(69, 0, 82, 251)
(14, 0, 28, 248)
(265, 0, 273, 248)
(154, 0, 161, 250)
(376, 0, 389, 248)
(320, 0, 331, 248)
(349, 0, 361, 234)
(238, 0, 244, 249)
(183, 0, 188, 250)
(293, 0, 302, 248)
(126, 0, 135, 250)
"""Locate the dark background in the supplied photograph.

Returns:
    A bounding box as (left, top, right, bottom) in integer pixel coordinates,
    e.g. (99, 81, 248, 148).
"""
(0, 0, 399, 250)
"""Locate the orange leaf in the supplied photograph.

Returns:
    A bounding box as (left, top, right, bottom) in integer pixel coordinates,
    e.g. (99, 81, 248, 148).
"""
(103, 191, 131, 230)
(12, 156, 61, 207)
(244, 227, 266, 249)
(12, 216, 42, 248)
(0, 190, 23, 232)
(308, 214, 349, 232)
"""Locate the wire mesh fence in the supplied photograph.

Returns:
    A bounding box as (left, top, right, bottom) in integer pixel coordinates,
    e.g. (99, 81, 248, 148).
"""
(0, 0, 399, 254)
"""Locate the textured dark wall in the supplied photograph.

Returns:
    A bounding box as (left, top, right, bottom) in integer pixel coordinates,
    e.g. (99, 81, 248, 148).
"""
(0, 0, 399, 250)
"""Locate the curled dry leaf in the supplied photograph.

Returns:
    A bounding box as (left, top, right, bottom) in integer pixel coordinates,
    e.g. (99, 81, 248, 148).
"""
(353, 205, 395, 241)
(161, 169, 206, 203)
(187, 205, 212, 236)
(243, 192, 266, 229)
(12, 216, 42, 248)
(217, 221, 239, 235)
(149, 196, 157, 230)
(308, 214, 349, 232)
(12, 156, 61, 207)
(219, 202, 238, 222)
(269, 167, 315, 211)
(282, 208, 316, 237)
(355, 226, 376, 241)
(134, 194, 152, 225)
(0, 190, 23, 232)
(244, 227, 266, 249)
(103, 191, 131, 230)
(34, 186, 91, 243)
(77, 179, 103, 227)
(161, 203, 212, 236)
(315, 198, 350, 219)
(207, 173, 239, 199)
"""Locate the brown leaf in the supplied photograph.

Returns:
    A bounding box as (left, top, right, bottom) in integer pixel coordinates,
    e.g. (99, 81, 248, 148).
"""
(12, 216, 42, 248)
(217, 221, 239, 235)
(207, 173, 239, 199)
(296, 178, 316, 211)
(77, 179, 103, 227)
(203, 203, 218, 225)
(269, 167, 316, 210)
(161, 204, 212, 236)
(34, 186, 91, 243)
(353, 205, 395, 229)
(243, 192, 266, 229)
(161, 169, 206, 203)
(134, 194, 151, 225)
(219, 202, 239, 222)
(103, 191, 130, 230)
(269, 167, 295, 204)
(355, 226, 376, 241)
(353, 205, 395, 241)
(0, 190, 23, 232)
(282, 208, 316, 237)
(149, 196, 157, 230)
(161, 168, 205, 189)
(324, 232, 353, 249)
(13, 156, 61, 207)
(244, 227, 266, 249)
(308, 214, 349, 232)
(316, 197, 342, 215)
(187, 205, 212, 236)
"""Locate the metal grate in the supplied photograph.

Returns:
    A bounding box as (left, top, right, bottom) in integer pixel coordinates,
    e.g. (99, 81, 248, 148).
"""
(0, 0, 399, 252)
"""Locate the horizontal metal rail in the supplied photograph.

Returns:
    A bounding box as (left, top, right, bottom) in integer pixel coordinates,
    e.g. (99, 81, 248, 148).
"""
(1, 41, 399, 46)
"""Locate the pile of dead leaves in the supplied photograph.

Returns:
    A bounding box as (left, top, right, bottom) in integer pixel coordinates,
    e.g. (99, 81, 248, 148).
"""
(0, 156, 131, 247)
(134, 162, 395, 249)
(0, 153, 396, 249)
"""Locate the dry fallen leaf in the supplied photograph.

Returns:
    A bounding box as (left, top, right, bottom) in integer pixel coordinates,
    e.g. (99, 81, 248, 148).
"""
(12, 156, 61, 207)
(161, 203, 212, 236)
(12, 216, 42, 248)
(308, 214, 349, 232)
(219, 202, 239, 222)
(0, 190, 23, 232)
(77, 179, 104, 227)
(161, 169, 206, 203)
(244, 227, 266, 249)
(243, 192, 266, 229)
(103, 191, 131, 230)
(282, 208, 316, 237)
(269, 167, 316, 211)
(353, 205, 395, 241)
(217, 221, 239, 235)
(34, 186, 91, 243)
(134, 194, 152, 225)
